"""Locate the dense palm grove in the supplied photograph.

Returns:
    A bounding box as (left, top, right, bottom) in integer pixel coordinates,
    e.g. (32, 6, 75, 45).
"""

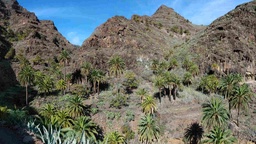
(0, 48, 255, 144)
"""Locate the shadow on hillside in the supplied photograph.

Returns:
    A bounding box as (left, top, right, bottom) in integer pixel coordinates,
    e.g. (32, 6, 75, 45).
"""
(0, 60, 18, 92)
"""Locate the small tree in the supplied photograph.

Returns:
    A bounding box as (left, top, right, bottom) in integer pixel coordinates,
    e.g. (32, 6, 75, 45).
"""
(184, 122, 204, 144)
(231, 84, 253, 127)
(81, 62, 92, 87)
(203, 126, 236, 144)
(154, 75, 165, 103)
(202, 98, 229, 130)
(18, 65, 35, 105)
(199, 75, 219, 94)
(108, 55, 125, 78)
(104, 131, 125, 144)
(59, 49, 71, 90)
(183, 72, 193, 86)
(123, 71, 139, 90)
(68, 96, 85, 118)
(136, 88, 148, 103)
(141, 96, 157, 115)
(138, 114, 160, 144)
(56, 79, 66, 95)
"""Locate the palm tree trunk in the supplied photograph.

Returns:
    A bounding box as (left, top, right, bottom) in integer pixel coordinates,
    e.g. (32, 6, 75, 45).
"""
(159, 88, 161, 103)
(97, 82, 100, 95)
(237, 103, 240, 127)
(93, 82, 96, 94)
(228, 99, 232, 118)
(25, 83, 28, 106)
(64, 61, 67, 94)
(172, 85, 177, 100)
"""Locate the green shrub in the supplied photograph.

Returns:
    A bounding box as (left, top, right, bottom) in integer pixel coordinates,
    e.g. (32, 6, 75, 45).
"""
(132, 15, 141, 23)
(0, 106, 8, 120)
(125, 110, 135, 122)
(4, 48, 15, 59)
(32, 55, 44, 65)
(7, 109, 27, 125)
(171, 25, 179, 33)
(121, 124, 135, 141)
(91, 107, 99, 115)
(71, 84, 90, 98)
(123, 71, 139, 90)
(184, 29, 190, 35)
(109, 94, 128, 109)
(157, 22, 163, 29)
(106, 111, 116, 120)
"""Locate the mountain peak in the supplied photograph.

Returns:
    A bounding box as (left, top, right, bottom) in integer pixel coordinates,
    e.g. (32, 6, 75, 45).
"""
(153, 5, 175, 16)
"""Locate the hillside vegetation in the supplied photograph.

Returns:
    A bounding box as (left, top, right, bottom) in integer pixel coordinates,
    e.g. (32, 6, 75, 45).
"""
(0, 0, 255, 144)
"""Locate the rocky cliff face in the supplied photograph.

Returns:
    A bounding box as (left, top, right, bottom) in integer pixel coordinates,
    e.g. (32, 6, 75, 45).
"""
(78, 5, 204, 70)
(0, 0, 75, 91)
(189, 1, 256, 75)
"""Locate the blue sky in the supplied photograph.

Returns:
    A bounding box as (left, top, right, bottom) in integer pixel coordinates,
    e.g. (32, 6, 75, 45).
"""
(17, 0, 252, 46)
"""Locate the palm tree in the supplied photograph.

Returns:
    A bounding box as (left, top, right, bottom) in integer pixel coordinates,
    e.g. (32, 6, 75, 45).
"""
(34, 71, 44, 84)
(56, 79, 67, 95)
(220, 74, 242, 99)
(168, 58, 178, 70)
(18, 65, 35, 105)
(81, 62, 92, 87)
(16, 54, 30, 68)
(202, 98, 229, 129)
(184, 122, 204, 144)
(59, 49, 71, 89)
(182, 58, 193, 71)
(141, 96, 157, 115)
(150, 59, 159, 74)
(66, 73, 72, 92)
(55, 109, 74, 128)
(104, 131, 125, 144)
(188, 64, 199, 77)
(183, 72, 193, 86)
(168, 74, 181, 100)
(38, 75, 54, 96)
(108, 55, 125, 78)
(231, 84, 253, 127)
(138, 114, 160, 144)
(73, 116, 98, 142)
(154, 75, 165, 103)
(39, 104, 56, 119)
(203, 126, 236, 144)
(89, 69, 104, 95)
(199, 75, 219, 94)
(96, 70, 105, 95)
(68, 96, 85, 119)
(219, 74, 242, 114)
(136, 88, 148, 103)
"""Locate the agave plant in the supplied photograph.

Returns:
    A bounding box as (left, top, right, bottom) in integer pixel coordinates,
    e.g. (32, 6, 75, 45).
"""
(62, 130, 91, 144)
(36, 125, 62, 144)
(36, 125, 92, 144)
(26, 119, 40, 134)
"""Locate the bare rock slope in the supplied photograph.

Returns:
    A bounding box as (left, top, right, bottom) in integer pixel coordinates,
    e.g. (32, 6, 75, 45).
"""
(78, 5, 204, 70)
(0, 0, 75, 91)
(189, 1, 256, 75)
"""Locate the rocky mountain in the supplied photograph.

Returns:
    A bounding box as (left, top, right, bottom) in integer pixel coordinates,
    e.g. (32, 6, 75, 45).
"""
(189, 1, 256, 75)
(77, 5, 204, 70)
(0, 0, 75, 91)
(1, 0, 256, 91)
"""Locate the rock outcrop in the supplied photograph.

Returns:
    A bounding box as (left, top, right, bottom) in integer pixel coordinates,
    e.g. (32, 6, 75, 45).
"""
(0, 0, 75, 91)
(189, 1, 256, 75)
(78, 5, 204, 71)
